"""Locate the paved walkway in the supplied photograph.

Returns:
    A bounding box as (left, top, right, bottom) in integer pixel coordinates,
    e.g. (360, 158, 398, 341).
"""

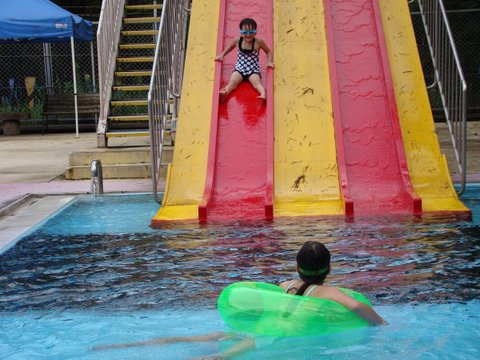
(437, 121, 480, 183)
(0, 132, 157, 210)
(0, 132, 160, 250)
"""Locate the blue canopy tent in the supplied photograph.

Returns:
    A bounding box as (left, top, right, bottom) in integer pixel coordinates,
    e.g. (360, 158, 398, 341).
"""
(0, 0, 93, 136)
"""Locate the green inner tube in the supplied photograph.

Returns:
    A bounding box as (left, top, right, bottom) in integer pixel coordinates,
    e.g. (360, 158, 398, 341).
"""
(218, 281, 371, 337)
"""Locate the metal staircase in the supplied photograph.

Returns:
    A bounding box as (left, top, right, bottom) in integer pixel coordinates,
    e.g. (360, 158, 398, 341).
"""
(97, 0, 163, 147)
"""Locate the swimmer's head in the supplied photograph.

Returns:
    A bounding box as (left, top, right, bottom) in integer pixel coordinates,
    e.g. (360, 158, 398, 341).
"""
(239, 18, 257, 30)
(296, 241, 331, 284)
(239, 18, 257, 37)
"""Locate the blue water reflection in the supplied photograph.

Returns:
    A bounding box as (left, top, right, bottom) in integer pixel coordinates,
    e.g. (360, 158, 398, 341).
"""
(0, 186, 479, 358)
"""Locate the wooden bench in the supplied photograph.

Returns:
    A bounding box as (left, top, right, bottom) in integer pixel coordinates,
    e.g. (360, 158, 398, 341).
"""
(42, 93, 100, 134)
(0, 112, 30, 136)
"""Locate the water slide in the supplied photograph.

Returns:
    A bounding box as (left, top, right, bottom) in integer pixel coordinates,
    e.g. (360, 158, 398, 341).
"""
(153, 0, 468, 224)
(324, 0, 423, 216)
(153, 0, 274, 224)
(273, 0, 349, 217)
(198, 0, 274, 222)
(378, 0, 469, 215)
(317, 0, 468, 217)
(152, 0, 219, 224)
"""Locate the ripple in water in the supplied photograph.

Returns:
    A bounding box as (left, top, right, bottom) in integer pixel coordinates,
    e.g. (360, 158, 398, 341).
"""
(0, 213, 479, 312)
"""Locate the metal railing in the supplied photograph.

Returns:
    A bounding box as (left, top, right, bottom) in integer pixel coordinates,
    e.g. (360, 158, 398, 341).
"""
(149, 0, 191, 203)
(415, 0, 467, 194)
(96, 0, 126, 146)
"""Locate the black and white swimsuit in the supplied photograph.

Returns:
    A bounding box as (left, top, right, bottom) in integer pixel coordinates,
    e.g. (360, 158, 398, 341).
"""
(234, 37, 261, 80)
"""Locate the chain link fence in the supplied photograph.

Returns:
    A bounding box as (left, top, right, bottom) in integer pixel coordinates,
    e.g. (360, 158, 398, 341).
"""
(411, 7, 480, 119)
(0, 25, 98, 124)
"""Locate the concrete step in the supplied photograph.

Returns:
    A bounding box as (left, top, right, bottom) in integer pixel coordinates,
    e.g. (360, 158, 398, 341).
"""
(111, 99, 148, 107)
(65, 163, 153, 180)
(112, 85, 150, 92)
(115, 70, 152, 77)
(106, 130, 150, 138)
(119, 43, 156, 50)
(123, 17, 160, 24)
(108, 114, 149, 121)
(70, 148, 147, 166)
(117, 57, 154, 63)
(121, 30, 158, 37)
(125, 4, 163, 11)
(69, 147, 173, 166)
(65, 147, 173, 180)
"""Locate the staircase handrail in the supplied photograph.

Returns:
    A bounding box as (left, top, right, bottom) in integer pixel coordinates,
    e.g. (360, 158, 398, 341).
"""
(148, 0, 191, 203)
(97, 0, 126, 143)
(415, 0, 468, 194)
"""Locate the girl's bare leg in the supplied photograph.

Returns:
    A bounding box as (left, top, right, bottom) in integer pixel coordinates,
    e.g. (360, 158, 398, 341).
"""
(248, 74, 266, 99)
(220, 71, 243, 98)
(189, 337, 255, 360)
(93, 331, 233, 351)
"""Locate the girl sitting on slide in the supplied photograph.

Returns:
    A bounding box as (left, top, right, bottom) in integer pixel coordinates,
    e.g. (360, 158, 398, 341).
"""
(215, 17, 274, 100)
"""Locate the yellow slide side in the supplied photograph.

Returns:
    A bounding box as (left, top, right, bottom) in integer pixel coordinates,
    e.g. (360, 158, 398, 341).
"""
(379, 0, 468, 213)
(152, 0, 219, 222)
(273, 0, 344, 217)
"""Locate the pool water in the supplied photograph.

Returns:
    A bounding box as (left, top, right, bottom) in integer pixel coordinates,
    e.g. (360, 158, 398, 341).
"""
(0, 189, 479, 359)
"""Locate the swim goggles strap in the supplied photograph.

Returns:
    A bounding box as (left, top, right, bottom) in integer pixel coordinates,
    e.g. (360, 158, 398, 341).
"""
(298, 267, 328, 277)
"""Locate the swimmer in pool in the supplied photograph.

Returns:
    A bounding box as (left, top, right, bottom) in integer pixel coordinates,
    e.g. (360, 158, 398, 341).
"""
(280, 241, 387, 326)
(93, 241, 386, 359)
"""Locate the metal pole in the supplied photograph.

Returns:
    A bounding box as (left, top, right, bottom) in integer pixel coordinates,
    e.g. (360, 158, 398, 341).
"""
(90, 41, 97, 93)
(90, 160, 104, 195)
(71, 36, 79, 138)
(43, 43, 54, 95)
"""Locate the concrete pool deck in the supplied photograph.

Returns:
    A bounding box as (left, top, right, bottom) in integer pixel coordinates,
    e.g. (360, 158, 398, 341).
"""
(0, 132, 161, 210)
(436, 121, 480, 184)
(0, 123, 479, 250)
(0, 132, 162, 250)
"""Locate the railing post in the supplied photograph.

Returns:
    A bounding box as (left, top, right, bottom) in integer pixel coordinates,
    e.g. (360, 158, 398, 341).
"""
(148, 0, 191, 203)
(415, 0, 468, 194)
(90, 160, 104, 196)
(96, 0, 126, 148)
